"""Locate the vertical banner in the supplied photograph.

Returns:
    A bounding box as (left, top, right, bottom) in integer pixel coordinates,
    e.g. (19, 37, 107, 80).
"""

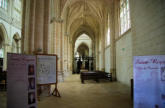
(7, 53, 37, 108)
(134, 55, 165, 108)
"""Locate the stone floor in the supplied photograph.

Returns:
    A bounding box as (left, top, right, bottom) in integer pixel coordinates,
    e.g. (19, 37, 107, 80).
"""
(0, 75, 133, 108)
(38, 75, 133, 108)
(0, 91, 6, 108)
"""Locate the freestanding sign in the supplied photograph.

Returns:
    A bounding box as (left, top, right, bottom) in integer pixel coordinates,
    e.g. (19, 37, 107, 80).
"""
(37, 55, 57, 84)
(36, 54, 60, 97)
(134, 55, 165, 108)
(7, 53, 37, 108)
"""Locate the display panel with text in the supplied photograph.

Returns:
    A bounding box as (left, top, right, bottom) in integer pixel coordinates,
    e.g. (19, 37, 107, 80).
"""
(134, 55, 165, 108)
(37, 55, 57, 84)
(7, 53, 37, 108)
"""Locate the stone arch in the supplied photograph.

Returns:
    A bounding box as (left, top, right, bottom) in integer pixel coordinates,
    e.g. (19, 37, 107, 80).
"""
(72, 25, 95, 43)
(77, 42, 89, 57)
(75, 36, 91, 54)
(0, 23, 8, 45)
(0, 23, 9, 70)
(72, 26, 96, 57)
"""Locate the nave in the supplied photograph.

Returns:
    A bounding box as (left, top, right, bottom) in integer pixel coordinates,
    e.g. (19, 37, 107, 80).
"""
(38, 75, 132, 108)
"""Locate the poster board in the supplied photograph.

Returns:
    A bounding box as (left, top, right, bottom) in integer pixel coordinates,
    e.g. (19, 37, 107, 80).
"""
(7, 53, 37, 108)
(36, 54, 57, 84)
(134, 55, 165, 108)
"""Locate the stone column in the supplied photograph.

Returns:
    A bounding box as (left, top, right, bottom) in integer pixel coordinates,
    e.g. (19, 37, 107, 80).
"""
(43, 0, 50, 54)
(101, 26, 105, 71)
(3, 43, 10, 70)
(22, 0, 30, 53)
(34, 0, 44, 53)
(60, 22, 63, 71)
(95, 34, 99, 70)
(22, 0, 50, 54)
(110, 1, 118, 81)
(54, 22, 60, 70)
(28, 0, 36, 54)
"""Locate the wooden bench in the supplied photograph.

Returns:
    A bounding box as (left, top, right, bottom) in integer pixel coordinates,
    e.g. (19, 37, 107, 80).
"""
(80, 71, 98, 83)
(96, 71, 112, 81)
(80, 71, 112, 83)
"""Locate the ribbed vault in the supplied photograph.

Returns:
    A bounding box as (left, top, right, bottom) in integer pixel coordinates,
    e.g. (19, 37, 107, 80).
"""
(61, 0, 111, 42)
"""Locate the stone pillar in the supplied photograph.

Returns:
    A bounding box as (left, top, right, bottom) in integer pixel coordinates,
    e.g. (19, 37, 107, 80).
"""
(54, 22, 60, 70)
(22, 0, 50, 54)
(110, 0, 117, 81)
(3, 43, 10, 70)
(96, 36, 99, 70)
(28, 0, 36, 54)
(54, 21, 63, 71)
(22, 0, 30, 53)
(60, 23, 63, 71)
(67, 38, 69, 71)
(43, 0, 50, 54)
(99, 23, 105, 71)
(101, 31, 105, 71)
(34, 0, 44, 53)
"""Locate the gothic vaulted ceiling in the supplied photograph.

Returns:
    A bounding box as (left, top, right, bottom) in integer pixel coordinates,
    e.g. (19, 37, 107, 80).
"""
(61, 0, 112, 42)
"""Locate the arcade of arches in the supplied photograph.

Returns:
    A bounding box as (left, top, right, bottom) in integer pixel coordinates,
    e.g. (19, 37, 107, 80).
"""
(0, 0, 165, 107)
(22, 0, 165, 86)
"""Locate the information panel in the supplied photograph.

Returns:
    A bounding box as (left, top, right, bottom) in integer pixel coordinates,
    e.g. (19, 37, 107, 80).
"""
(7, 53, 37, 108)
(134, 55, 165, 108)
(37, 55, 57, 84)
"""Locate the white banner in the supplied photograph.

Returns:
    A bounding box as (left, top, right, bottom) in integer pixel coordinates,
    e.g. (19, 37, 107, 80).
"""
(134, 55, 165, 108)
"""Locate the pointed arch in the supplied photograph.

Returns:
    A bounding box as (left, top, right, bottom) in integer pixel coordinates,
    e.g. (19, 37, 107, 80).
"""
(0, 23, 9, 44)
(77, 42, 89, 57)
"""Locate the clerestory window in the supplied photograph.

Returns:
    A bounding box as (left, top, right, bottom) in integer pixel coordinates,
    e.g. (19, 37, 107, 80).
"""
(120, 0, 131, 35)
(0, 0, 7, 10)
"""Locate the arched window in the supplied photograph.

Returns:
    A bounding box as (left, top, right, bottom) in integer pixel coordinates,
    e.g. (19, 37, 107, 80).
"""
(120, 0, 131, 35)
(0, 0, 8, 10)
(107, 13, 110, 46)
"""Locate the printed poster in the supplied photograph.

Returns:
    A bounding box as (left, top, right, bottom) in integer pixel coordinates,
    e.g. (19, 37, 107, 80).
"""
(134, 55, 165, 108)
(7, 53, 37, 108)
(37, 55, 57, 84)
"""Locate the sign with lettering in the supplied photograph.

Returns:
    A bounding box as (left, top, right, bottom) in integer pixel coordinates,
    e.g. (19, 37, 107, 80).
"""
(134, 55, 165, 108)
(7, 53, 37, 108)
(37, 55, 57, 84)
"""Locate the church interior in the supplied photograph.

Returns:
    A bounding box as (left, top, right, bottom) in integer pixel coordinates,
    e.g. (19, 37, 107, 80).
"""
(0, 0, 165, 108)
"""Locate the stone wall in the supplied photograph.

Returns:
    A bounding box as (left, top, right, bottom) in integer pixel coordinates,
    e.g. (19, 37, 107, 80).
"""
(116, 31, 133, 86)
(114, 0, 165, 86)
(130, 0, 165, 56)
(0, 0, 22, 70)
